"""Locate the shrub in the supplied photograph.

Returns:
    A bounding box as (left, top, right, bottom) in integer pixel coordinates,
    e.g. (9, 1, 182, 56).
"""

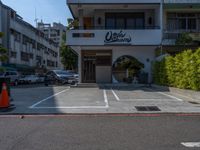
(153, 48, 200, 91)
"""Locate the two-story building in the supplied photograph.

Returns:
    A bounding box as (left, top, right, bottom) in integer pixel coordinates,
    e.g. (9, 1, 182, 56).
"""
(66, 0, 200, 84)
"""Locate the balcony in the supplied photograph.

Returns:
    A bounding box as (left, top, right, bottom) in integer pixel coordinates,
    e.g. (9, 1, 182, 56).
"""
(67, 0, 161, 4)
(66, 27, 162, 46)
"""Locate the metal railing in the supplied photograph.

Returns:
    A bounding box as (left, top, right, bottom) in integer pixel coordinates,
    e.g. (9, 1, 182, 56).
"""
(70, 26, 161, 30)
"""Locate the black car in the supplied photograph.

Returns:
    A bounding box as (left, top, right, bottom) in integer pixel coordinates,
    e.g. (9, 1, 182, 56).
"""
(44, 70, 78, 86)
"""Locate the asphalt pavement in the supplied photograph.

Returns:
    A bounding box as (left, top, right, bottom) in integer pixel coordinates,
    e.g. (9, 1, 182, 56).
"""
(0, 115, 200, 150)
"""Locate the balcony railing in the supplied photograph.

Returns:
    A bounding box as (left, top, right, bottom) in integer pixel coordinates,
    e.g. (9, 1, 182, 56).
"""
(71, 26, 160, 30)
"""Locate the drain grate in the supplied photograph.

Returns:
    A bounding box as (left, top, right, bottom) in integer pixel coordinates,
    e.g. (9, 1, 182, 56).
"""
(135, 106, 161, 111)
(188, 101, 199, 105)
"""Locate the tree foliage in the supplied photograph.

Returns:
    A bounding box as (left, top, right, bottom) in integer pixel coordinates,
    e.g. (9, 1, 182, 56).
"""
(60, 19, 78, 70)
(60, 43, 77, 70)
(153, 48, 200, 91)
(175, 33, 193, 45)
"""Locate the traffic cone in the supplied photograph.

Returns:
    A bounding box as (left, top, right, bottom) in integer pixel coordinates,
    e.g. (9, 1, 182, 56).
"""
(0, 82, 10, 108)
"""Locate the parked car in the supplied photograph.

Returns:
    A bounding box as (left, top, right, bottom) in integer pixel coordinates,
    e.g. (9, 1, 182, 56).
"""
(0, 70, 20, 86)
(44, 70, 78, 86)
(37, 75, 45, 83)
(19, 75, 40, 84)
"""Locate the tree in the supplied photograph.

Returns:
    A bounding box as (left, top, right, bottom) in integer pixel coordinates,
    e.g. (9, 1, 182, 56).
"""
(175, 33, 193, 45)
(0, 32, 8, 62)
(60, 19, 78, 70)
(60, 43, 77, 70)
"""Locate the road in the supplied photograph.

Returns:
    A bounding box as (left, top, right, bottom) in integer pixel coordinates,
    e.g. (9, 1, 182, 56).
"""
(0, 115, 200, 150)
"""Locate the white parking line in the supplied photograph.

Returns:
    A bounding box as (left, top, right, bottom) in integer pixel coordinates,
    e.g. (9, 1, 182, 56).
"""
(103, 90, 109, 108)
(157, 92, 183, 102)
(29, 88, 109, 109)
(29, 88, 70, 108)
(181, 142, 200, 147)
(111, 89, 120, 101)
(144, 88, 183, 102)
(118, 99, 178, 101)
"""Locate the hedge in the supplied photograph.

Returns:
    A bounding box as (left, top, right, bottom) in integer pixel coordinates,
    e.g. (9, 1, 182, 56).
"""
(153, 48, 200, 91)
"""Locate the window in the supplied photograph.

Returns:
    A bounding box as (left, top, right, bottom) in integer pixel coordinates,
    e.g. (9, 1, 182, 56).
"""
(105, 13, 145, 29)
(167, 13, 198, 31)
(10, 51, 17, 58)
(116, 18, 125, 29)
(21, 52, 29, 62)
(106, 18, 115, 29)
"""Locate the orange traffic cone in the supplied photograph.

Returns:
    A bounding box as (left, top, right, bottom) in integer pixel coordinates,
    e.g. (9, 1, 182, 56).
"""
(0, 83, 10, 108)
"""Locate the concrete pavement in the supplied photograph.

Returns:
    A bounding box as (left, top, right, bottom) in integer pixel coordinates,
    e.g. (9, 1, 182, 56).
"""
(0, 85, 200, 114)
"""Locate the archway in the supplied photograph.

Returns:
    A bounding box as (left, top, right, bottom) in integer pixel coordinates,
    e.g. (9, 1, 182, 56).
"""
(112, 55, 144, 83)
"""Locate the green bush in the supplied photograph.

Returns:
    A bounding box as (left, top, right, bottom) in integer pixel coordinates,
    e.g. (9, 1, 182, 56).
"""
(153, 48, 200, 91)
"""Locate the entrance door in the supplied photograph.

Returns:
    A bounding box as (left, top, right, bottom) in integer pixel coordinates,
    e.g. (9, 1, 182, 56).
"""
(82, 56, 96, 83)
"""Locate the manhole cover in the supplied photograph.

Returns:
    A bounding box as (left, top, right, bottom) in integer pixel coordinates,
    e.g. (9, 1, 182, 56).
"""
(135, 106, 161, 111)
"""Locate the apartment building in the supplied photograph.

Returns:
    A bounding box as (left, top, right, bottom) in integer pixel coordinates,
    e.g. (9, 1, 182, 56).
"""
(37, 21, 66, 69)
(0, 1, 61, 73)
(66, 0, 200, 84)
(37, 22, 66, 46)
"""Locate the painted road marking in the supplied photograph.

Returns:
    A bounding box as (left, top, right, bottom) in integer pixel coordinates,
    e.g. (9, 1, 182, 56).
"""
(181, 142, 200, 147)
(111, 89, 120, 101)
(118, 99, 178, 101)
(158, 92, 183, 102)
(30, 89, 109, 109)
(144, 88, 183, 102)
(103, 89, 109, 108)
(29, 88, 70, 108)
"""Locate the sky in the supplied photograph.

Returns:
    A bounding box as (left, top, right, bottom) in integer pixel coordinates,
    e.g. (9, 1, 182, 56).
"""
(1, 0, 72, 27)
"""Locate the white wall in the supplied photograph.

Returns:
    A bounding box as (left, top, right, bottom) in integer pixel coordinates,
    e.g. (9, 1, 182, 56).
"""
(67, 29, 162, 46)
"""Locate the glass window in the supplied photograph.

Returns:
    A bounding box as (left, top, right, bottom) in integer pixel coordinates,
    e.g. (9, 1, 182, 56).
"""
(135, 18, 144, 29)
(178, 19, 186, 29)
(126, 18, 135, 29)
(188, 18, 196, 30)
(106, 18, 115, 29)
(116, 18, 125, 29)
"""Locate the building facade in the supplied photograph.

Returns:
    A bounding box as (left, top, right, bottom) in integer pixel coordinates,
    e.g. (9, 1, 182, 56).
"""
(66, 0, 200, 84)
(37, 21, 67, 69)
(0, 1, 61, 73)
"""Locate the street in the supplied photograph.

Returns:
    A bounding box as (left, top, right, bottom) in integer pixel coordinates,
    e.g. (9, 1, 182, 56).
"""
(0, 115, 200, 150)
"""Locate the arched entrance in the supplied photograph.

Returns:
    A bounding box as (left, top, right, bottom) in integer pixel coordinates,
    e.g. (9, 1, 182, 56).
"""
(112, 55, 144, 83)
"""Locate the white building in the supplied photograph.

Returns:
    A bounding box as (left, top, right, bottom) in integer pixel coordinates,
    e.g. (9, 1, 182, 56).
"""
(66, 0, 200, 84)
(0, 1, 61, 73)
(37, 22, 66, 46)
(37, 21, 67, 69)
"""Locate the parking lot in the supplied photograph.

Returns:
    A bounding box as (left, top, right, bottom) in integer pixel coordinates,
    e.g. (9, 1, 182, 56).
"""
(1, 84, 200, 114)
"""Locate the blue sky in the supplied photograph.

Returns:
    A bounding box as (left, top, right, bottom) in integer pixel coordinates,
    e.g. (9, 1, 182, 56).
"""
(1, 0, 72, 27)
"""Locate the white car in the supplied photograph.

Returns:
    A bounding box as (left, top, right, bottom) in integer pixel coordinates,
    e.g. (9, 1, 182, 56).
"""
(20, 75, 39, 84)
(0, 71, 20, 86)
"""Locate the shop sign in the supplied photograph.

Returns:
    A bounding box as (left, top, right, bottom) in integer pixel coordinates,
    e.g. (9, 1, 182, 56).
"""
(104, 30, 132, 44)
